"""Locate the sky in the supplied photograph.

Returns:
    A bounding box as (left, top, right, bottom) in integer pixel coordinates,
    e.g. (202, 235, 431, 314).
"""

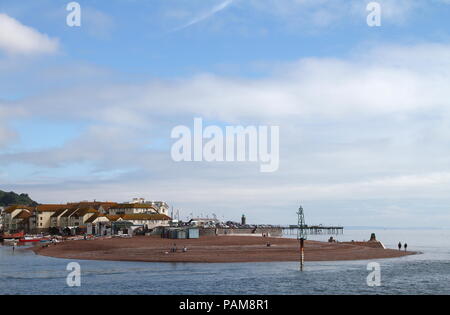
(1, 0, 450, 227)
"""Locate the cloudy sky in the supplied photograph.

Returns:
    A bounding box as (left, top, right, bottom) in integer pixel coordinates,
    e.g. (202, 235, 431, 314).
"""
(1, 0, 450, 227)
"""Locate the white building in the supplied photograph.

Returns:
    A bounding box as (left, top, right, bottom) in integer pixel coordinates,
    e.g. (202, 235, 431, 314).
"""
(85, 213, 171, 235)
(85, 214, 112, 235)
(120, 213, 171, 229)
(149, 201, 169, 216)
(126, 198, 170, 216)
(108, 200, 171, 216)
(108, 203, 158, 215)
(189, 218, 220, 227)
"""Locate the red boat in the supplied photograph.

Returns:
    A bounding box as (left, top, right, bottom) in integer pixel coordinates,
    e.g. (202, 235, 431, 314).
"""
(19, 236, 46, 243)
(1, 232, 25, 240)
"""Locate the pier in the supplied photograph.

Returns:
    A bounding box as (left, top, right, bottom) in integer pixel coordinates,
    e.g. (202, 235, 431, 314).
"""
(282, 225, 344, 235)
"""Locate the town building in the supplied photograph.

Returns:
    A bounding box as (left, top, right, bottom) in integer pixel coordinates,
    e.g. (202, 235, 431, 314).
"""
(108, 203, 159, 215)
(68, 207, 98, 227)
(59, 207, 79, 229)
(0, 198, 172, 235)
(35, 204, 68, 232)
(120, 213, 171, 229)
(189, 218, 220, 227)
(0, 207, 4, 231)
(150, 201, 169, 215)
(85, 213, 171, 236)
(50, 208, 69, 229)
(129, 198, 169, 215)
(2, 206, 35, 233)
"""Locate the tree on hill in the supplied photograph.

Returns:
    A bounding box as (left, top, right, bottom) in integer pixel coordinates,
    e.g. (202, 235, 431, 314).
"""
(0, 190, 39, 207)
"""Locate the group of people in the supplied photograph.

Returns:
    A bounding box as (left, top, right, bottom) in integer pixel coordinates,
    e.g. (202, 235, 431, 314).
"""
(398, 242, 408, 251)
(170, 243, 188, 253)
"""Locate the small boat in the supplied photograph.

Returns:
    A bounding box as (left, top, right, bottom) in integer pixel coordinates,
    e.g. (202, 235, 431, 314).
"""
(1, 232, 25, 240)
(19, 236, 46, 243)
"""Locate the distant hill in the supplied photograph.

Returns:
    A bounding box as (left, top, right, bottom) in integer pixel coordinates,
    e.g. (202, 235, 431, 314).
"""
(0, 190, 39, 207)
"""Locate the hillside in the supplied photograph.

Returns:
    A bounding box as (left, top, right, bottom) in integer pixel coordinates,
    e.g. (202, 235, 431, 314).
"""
(0, 190, 39, 207)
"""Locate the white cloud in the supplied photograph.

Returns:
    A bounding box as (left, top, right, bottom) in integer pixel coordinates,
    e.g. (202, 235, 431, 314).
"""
(5, 42, 450, 152)
(3, 42, 450, 226)
(17, 43, 450, 123)
(0, 13, 59, 56)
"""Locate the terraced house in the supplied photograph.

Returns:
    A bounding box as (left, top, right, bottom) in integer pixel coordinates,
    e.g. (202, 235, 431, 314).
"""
(68, 207, 98, 227)
(58, 207, 78, 229)
(2, 206, 35, 233)
(1, 199, 172, 235)
(0, 207, 3, 230)
(50, 208, 70, 229)
(35, 204, 68, 232)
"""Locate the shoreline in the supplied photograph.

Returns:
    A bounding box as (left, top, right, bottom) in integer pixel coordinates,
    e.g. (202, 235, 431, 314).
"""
(32, 235, 416, 263)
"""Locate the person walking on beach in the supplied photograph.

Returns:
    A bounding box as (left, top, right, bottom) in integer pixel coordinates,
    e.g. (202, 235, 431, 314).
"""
(398, 242, 402, 251)
(404, 243, 408, 252)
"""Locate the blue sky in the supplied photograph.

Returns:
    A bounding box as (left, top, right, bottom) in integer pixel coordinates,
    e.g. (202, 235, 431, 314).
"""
(1, 0, 450, 227)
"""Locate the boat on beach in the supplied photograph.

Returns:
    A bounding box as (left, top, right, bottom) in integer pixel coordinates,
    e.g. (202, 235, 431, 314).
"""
(0, 232, 25, 240)
(19, 235, 49, 243)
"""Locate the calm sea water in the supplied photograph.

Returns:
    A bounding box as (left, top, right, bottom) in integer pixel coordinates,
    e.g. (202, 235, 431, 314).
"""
(0, 229, 449, 295)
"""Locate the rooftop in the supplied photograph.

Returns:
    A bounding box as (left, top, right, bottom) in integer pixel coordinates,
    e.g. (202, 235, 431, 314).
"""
(13, 210, 33, 220)
(36, 204, 68, 212)
(85, 213, 106, 223)
(121, 213, 171, 221)
(4, 205, 34, 213)
(110, 203, 157, 210)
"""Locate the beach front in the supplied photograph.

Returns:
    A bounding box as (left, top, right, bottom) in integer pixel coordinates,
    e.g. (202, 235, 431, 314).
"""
(33, 235, 415, 263)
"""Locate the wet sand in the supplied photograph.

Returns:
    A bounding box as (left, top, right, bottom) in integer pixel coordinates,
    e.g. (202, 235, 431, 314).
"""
(33, 236, 416, 263)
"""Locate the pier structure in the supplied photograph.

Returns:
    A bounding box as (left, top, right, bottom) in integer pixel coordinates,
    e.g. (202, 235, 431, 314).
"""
(282, 225, 344, 235)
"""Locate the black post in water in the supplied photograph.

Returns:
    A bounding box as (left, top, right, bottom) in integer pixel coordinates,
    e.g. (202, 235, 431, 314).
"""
(297, 205, 307, 271)
(300, 238, 305, 271)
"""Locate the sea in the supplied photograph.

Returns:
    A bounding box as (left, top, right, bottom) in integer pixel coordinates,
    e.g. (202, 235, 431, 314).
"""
(0, 229, 449, 295)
